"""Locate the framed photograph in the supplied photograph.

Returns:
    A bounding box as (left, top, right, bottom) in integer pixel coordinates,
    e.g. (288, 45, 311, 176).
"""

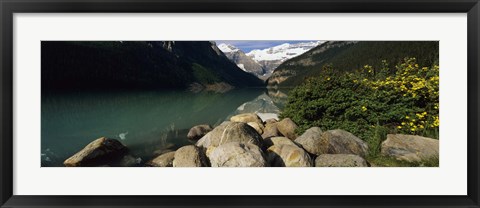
(1, 0, 479, 207)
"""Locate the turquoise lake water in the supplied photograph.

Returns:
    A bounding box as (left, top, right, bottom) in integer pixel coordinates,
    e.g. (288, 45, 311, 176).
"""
(41, 88, 288, 167)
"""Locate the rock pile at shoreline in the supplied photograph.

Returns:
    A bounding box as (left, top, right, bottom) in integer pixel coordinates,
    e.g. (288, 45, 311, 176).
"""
(63, 113, 440, 167)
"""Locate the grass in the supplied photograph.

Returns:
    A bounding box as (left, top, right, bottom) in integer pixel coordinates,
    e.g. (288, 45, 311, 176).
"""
(366, 155, 439, 167)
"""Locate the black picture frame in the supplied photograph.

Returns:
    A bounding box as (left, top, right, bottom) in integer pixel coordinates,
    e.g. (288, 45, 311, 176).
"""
(1, 0, 479, 207)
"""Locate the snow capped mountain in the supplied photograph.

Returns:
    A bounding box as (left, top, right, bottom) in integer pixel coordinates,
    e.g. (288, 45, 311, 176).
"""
(218, 43, 265, 77)
(247, 41, 323, 62)
(217, 43, 240, 53)
(218, 41, 323, 79)
(246, 41, 323, 77)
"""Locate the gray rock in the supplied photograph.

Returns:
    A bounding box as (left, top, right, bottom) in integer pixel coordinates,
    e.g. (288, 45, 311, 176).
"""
(319, 129, 369, 157)
(247, 122, 264, 135)
(315, 154, 368, 167)
(262, 122, 282, 139)
(64, 137, 127, 167)
(230, 113, 263, 125)
(196, 122, 263, 157)
(187, 124, 213, 140)
(173, 145, 208, 167)
(264, 118, 278, 125)
(276, 118, 298, 140)
(267, 144, 313, 167)
(147, 151, 176, 167)
(209, 142, 267, 167)
(263, 136, 297, 148)
(381, 134, 439, 162)
(294, 127, 323, 155)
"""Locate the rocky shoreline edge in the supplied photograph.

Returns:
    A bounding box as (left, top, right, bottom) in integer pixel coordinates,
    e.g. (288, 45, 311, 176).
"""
(63, 113, 439, 167)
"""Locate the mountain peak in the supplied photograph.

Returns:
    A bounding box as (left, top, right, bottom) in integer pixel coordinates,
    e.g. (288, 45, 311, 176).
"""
(272, 43, 291, 50)
(217, 43, 265, 77)
(246, 41, 323, 62)
(218, 43, 240, 53)
(217, 41, 323, 80)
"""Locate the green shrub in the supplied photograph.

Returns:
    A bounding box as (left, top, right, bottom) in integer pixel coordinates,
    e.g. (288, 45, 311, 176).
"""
(281, 58, 439, 158)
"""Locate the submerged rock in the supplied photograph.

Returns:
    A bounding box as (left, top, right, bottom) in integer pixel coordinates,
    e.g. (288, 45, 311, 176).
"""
(381, 134, 439, 162)
(210, 142, 267, 167)
(315, 154, 368, 167)
(147, 151, 176, 167)
(294, 127, 323, 155)
(276, 118, 298, 140)
(63, 137, 128, 167)
(187, 124, 213, 141)
(173, 145, 208, 167)
(118, 154, 141, 167)
(267, 144, 313, 167)
(196, 122, 263, 156)
(41, 148, 60, 167)
(319, 129, 369, 157)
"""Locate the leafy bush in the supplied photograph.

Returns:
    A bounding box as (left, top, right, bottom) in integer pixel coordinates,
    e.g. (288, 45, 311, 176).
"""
(281, 58, 439, 157)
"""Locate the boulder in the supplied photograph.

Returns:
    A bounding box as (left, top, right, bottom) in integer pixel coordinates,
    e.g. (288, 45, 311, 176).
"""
(205, 146, 217, 158)
(319, 129, 369, 157)
(147, 151, 176, 167)
(152, 148, 174, 157)
(187, 124, 213, 140)
(261, 122, 282, 139)
(381, 134, 439, 162)
(315, 154, 368, 167)
(263, 136, 297, 148)
(294, 127, 323, 155)
(230, 113, 263, 125)
(64, 137, 127, 167)
(267, 144, 313, 167)
(209, 142, 267, 167)
(247, 122, 264, 135)
(276, 118, 298, 140)
(264, 118, 278, 125)
(173, 145, 208, 167)
(257, 113, 279, 123)
(196, 122, 263, 156)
